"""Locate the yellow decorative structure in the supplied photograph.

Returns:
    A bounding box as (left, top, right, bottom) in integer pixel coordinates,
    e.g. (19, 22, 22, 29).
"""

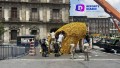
(55, 22, 87, 54)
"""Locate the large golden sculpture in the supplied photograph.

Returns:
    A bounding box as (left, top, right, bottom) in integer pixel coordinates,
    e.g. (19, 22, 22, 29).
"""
(55, 22, 87, 54)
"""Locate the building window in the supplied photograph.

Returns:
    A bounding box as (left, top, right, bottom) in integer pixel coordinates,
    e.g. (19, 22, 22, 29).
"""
(11, 7, 17, 18)
(89, 20, 91, 23)
(32, 8, 37, 12)
(52, 0, 62, 3)
(30, 8, 38, 21)
(92, 20, 95, 22)
(0, 7, 2, 19)
(30, 0, 38, 2)
(31, 30, 37, 35)
(106, 19, 109, 23)
(10, 0, 21, 2)
(96, 20, 98, 23)
(52, 9, 60, 19)
(11, 30, 17, 40)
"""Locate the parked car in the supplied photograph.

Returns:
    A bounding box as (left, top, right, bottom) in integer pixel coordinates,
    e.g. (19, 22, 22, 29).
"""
(94, 38, 120, 52)
(110, 40, 120, 52)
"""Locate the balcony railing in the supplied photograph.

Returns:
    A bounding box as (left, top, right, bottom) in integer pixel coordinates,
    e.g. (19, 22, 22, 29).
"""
(29, 0, 40, 3)
(29, 18, 39, 22)
(49, 19, 63, 23)
(0, 0, 70, 4)
(9, 18, 20, 22)
(2, 0, 21, 2)
(9, 0, 21, 1)
(50, 0, 62, 4)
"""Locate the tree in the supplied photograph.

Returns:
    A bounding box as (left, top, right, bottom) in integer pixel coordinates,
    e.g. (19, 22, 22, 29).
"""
(0, 22, 5, 36)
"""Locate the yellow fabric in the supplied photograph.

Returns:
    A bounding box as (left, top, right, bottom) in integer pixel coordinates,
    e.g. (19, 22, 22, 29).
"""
(55, 22, 87, 54)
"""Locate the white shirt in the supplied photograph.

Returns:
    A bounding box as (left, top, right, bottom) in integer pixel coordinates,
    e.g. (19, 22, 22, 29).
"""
(50, 32, 55, 38)
(57, 34, 64, 42)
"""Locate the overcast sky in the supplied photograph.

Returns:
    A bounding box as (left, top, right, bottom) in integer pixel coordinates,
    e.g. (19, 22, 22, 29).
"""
(70, 0, 120, 17)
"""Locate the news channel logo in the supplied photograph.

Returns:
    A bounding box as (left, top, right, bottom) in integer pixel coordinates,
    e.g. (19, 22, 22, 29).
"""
(75, 4, 85, 12)
(75, 4, 99, 12)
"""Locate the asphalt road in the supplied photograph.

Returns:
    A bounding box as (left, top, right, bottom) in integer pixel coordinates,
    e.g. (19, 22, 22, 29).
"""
(19, 46, 120, 59)
(0, 46, 120, 68)
(0, 59, 120, 68)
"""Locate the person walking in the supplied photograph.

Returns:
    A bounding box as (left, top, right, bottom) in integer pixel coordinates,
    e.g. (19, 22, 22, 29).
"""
(57, 31, 64, 48)
(53, 41, 61, 57)
(39, 38, 49, 57)
(50, 31, 55, 52)
(83, 34, 91, 61)
(69, 37, 76, 59)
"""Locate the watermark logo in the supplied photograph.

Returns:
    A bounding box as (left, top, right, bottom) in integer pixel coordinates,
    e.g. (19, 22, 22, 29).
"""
(75, 4, 85, 12)
(75, 4, 100, 12)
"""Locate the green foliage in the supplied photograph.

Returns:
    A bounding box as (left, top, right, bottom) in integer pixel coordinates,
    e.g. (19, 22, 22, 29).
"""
(0, 22, 5, 36)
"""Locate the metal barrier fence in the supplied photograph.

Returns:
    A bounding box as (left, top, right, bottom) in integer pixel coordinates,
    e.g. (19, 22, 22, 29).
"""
(0, 45, 29, 60)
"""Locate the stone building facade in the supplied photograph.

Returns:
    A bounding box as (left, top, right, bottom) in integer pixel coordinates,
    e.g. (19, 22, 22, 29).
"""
(0, 0, 70, 44)
(70, 16, 120, 36)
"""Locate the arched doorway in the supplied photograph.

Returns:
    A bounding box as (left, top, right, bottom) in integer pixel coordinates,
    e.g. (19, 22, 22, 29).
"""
(10, 30, 17, 40)
(9, 25, 19, 40)
(29, 25, 39, 35)
(30, 30, 37, 35)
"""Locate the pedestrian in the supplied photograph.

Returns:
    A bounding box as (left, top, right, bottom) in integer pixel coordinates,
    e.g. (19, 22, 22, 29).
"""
(83, 34, 91, 61)
(53, 41, 61, 57)
(50, 31, 55, 52)
(57, 31, 64, 48)
(39, 38, 49, 57)
(39, 39, 42, 53)
(70, 37, 76, 59)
